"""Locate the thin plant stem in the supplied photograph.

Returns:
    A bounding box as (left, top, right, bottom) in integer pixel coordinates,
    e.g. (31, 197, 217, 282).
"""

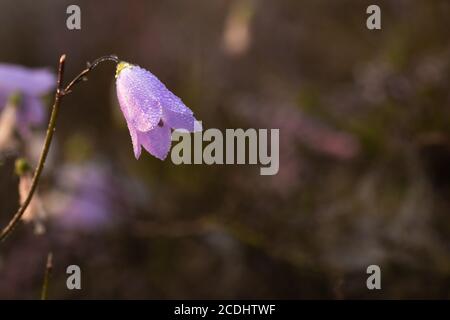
(40, 252, 53, 300)
(0, 54, 119, 242)
(63, 55, 119, 94)
(0, 55, 66, 242)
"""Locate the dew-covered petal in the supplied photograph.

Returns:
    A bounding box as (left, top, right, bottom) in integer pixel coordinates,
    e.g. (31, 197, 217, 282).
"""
(158, 88, 193, 116)
(149, 75, 197, 129)
(135, 67, 197, 131)
(163, 107, 196, 132)
(0, 64, 55, 96)
(125, 119, 141, 159)
(137, 124, 171, 160)
(116, 65, 162, 132)
(115, 62, 202, 160)
(119, 64, 195, 123)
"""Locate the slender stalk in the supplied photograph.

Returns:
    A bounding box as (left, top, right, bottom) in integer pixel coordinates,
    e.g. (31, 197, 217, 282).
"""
(0, 54, 118, 242)
(63, 55, 118, 94)
(40, 252, 53, 300)
(0, 55, 66, 242)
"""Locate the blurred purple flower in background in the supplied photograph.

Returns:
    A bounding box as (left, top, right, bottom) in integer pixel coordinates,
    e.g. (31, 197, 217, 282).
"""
(46, 163, 121, 231)
(115, 61, 200, 160)
(0, 63, 55, 137)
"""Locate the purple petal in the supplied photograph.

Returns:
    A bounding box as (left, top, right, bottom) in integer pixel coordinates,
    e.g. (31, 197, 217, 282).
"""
(125, 118, 141, 159)
(116, 65, 162, 132)
(163, 107, 196, 131)
(116, 63, 196, 130)
(137, 124, 171, 160)
(143, 72, 196, 130)
(115, 62, 202, 159)
(158, 88, 193, 116)
(0, 64, 55, 96)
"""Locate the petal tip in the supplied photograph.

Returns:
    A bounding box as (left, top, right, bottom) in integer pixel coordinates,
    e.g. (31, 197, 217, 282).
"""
(194, 120, 203, 132)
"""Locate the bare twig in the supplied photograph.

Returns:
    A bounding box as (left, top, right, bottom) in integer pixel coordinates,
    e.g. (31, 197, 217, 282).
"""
(0, 54, 118, 242)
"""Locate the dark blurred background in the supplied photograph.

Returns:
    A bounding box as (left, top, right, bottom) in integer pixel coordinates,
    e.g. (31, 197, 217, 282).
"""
(0, 0, 450, 299)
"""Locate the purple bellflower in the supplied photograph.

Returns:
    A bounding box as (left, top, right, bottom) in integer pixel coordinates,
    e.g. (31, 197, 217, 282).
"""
(0, 63, 55, 137)
(115, 61, 200, 160)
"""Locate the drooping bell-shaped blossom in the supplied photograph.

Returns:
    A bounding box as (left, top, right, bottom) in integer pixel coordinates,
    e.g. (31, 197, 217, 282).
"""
(115, 61, 201, 160)
(0, 63, 56, 137)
